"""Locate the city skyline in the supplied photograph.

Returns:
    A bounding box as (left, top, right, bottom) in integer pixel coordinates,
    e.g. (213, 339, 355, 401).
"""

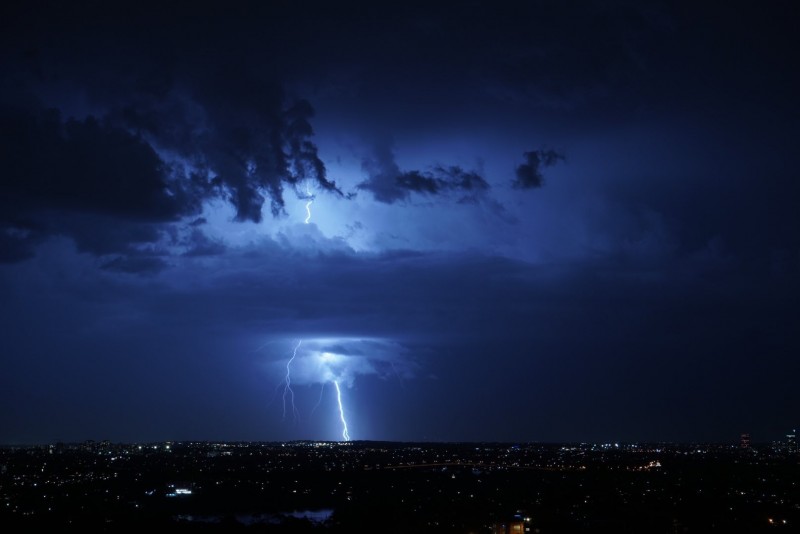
(4, 439, 797, 531)
(1, 1, 798, 444)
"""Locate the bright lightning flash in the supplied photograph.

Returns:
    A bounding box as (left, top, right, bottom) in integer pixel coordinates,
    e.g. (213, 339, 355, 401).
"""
(282, 340, 301, 423)
(270, 337, 407, 442)
(333, 380, 351, 441)
(304, 183, 314, 224)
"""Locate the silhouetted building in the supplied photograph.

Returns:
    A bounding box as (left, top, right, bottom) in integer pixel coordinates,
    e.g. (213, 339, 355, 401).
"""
(740, 433, 751, 449)
(787, 429, 797, 453)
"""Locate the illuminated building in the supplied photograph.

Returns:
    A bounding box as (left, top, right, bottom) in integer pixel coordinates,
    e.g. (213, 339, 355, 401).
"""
(787, 430, 797, 453)
(492, 512, 532, 534)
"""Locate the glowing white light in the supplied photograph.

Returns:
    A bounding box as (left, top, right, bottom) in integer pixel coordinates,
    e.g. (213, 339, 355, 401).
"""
(282, 340, 301, 422)
(333, 380, 351, 441)
(304, 183, 314, 224)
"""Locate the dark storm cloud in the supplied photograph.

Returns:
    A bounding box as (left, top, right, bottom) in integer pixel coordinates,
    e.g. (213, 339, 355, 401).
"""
(181, 230, 227, 258)
(357, 142, 404, 203)
(395, 166, 489, 198)
(0, 3, 342, 262)
(358, 143, 489, 203)
(512, 149, 564, 190)
(0, 107, 206, 219)
(0, 105, 209, 260)
(100, 254, 170, 275)
(118, 77, 342, 222)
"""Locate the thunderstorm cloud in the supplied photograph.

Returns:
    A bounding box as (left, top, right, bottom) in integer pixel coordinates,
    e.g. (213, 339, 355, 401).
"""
(273, 338, 417, 388)
(358, 142, 489, 204)
(0, 14, 342, 264)
(512, 149, 565, 190)
(0, 1, 798, 444)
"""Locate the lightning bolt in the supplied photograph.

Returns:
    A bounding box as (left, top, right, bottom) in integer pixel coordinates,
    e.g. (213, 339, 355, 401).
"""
(282, 340, 301, 423)
(304, 183, 313, 224)
(273, 338, 354, 441)
(333, 380, 351, 441)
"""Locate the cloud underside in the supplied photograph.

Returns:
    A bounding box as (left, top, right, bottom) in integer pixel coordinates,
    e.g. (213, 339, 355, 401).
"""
(358, 163, 490, 204)
(513, 149, 564, 189)
(276, 338, 417, 388)
(357, 142, 565, 204)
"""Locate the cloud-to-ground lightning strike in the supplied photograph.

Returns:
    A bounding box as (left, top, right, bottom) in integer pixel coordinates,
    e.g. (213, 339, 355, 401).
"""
(282, 340, 301, 423)
(270, 338, 394, 440)
(333, 380, 351, 441)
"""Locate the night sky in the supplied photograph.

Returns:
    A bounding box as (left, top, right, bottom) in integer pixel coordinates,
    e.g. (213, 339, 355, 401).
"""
(1, 1, 798, 445)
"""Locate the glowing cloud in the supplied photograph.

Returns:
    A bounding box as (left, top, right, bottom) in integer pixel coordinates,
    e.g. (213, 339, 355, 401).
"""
(275, 337, 415, 387)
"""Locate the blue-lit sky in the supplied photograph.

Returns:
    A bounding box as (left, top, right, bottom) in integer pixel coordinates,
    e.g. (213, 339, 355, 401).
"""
(1, 1, 798, 444)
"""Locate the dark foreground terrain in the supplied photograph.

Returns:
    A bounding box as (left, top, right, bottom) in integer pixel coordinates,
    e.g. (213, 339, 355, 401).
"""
(1, 440, 797, 532)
